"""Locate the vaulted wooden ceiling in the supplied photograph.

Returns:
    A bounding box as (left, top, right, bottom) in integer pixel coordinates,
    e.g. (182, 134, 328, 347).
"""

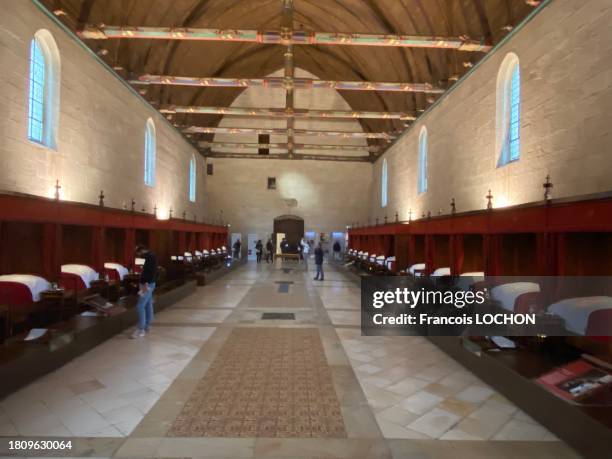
(41, 0, 539, 161)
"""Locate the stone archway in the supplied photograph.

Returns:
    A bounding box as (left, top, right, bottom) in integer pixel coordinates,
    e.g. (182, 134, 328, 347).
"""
(273, 215, 304, 250)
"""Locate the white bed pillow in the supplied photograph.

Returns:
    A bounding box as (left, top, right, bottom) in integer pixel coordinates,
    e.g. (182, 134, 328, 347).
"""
(432, 267, 451, 277)
(490, 282, 540, 312)
(103, 263, 128, 280)
(61, 264, 99, 288)
(548, 296, 612, 335)
(409, 263, 426, 276)
(456, 272, 485, 291)
(0, 274, 51, 302)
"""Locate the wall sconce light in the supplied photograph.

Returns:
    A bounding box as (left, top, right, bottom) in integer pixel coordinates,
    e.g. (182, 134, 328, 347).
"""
(451, 198, 456, 214)
(141, 205, 146, 213)
(408, 209, 412, 222)
(486, 189, 494, 210)
(169, 208, 173, 218)
(395, 211, 399, 222)
(98, 190, 105, 207)
(130, 198, 136, 212)
(543, 175, 553, 202)
(153, 205, 157, 217)
(182, 211, 187, 220)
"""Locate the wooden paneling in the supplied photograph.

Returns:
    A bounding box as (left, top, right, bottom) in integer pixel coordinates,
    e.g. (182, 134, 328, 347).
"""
(0, 222, 44, 275)
(61, 225, 93, 266)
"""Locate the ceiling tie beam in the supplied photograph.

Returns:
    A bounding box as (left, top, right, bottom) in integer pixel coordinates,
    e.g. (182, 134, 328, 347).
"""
(79, 25, 491, 52)
(161, 105, 416, 121)
(132, 74, 445, 94)
(202, 151, 371, 162)
(183, 126, 397, 140)
(198, 142, 379, 152)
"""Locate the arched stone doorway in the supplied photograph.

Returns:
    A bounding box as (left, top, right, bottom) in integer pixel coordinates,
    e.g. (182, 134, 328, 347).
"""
(273, 215, 304, 251)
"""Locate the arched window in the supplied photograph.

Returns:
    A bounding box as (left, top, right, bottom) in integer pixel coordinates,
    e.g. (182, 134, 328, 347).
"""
(189, 154, 197, 202)
(144, 118, 156, 187)
(417, 127, 428, 194)
(381, 158, 388, 208)
(28, 30, 60, 149)
(496, 53, 521, 166)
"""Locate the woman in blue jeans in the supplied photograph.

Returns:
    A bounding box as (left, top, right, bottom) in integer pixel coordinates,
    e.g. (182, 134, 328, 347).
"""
(132, 245, 157, 339)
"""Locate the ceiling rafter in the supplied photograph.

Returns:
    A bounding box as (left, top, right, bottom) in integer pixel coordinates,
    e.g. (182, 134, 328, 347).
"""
(40, 0, 539, 163)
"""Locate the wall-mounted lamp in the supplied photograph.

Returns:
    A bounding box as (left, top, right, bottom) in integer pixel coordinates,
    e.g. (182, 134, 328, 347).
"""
(451, 198, 456, 215)
(130, 198, 136, 212)
(169, 208, 173, 218)
(408, 209, 412, 222)
(153, 205, 158, 217)
(395, 211, 399, 222)
(98, 190, 105, 207)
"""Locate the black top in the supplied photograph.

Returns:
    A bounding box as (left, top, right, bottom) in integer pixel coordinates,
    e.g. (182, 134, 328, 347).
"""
(140, 251, 157, 284)
(333, 242, 341, 252)
(255, 242, 263, 253)
(314, 247, 324, 265)
(266, 241, 274, 251)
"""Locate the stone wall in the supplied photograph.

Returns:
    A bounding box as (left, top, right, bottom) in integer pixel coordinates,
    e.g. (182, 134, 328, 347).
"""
(0, 1, 205, 219)
(204, 158, 371, 239)
(369, 0, 612, 222)
(204, 68, 373, 240)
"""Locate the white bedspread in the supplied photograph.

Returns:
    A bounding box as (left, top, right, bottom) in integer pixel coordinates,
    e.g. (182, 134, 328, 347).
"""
(409, 263, 426, 276)
(548, 296, 612, 335)
(0, 274, 50, 302)
(61, 264, 99, 288)
(490, 282, 540, 312)
(103, 262, 129, 280)
(457, 272, 485, 291)
(461, 272, 485, 278)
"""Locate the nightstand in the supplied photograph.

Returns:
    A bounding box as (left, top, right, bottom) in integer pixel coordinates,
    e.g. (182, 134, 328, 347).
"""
(40, 289, 74, 322)
(0, 304, 8, 343)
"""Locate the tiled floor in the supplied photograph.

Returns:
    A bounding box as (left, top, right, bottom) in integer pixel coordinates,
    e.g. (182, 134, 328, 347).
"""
(337, 330, 560, 442)
(0, 261, 580, 458)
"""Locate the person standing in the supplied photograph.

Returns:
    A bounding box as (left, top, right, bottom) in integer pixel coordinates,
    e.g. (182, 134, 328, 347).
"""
(314, 243, 324, 281)
(265, 238, 274, 263)
(131, 244, 157, 339)
(333, 241, 342, 261)
(255, 240, 263, 263)
(232, 239, 241, 259)
(300, 237, 310, 265)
